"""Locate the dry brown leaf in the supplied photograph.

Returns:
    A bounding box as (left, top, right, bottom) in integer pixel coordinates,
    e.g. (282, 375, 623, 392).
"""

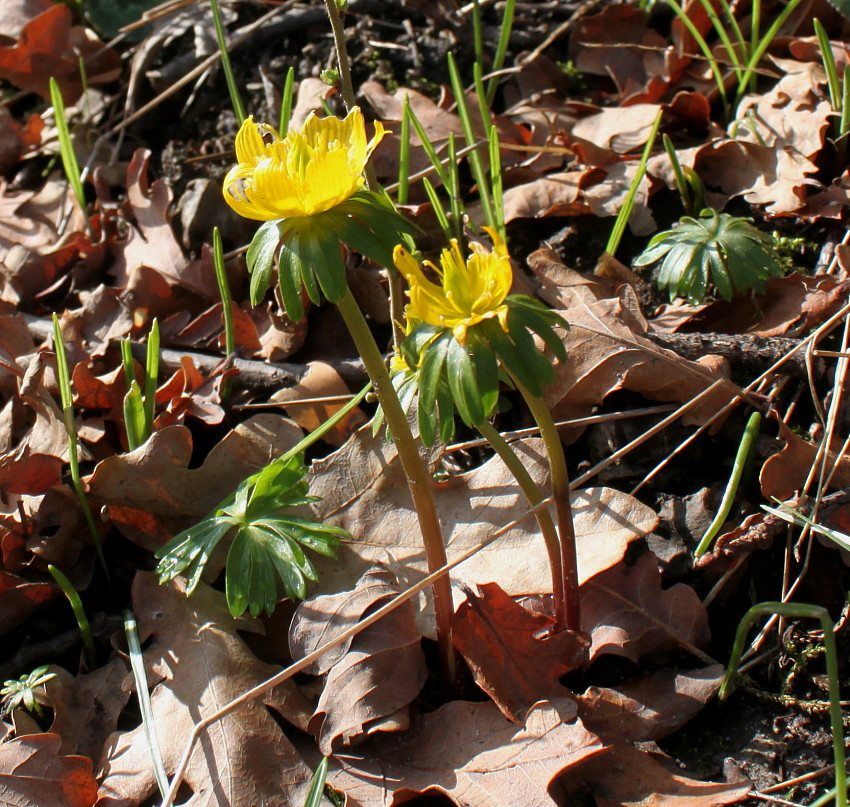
(558, 737, 751, 807)
(96, 573, 317, 807)
(501, 170, 594, 223)
(88, 414, 303, 551)
(47, 658, 130, 762)
(272, 361, 366, 447)
(0, 732, 98, 807)
(583, 160, 657, 235)
(325, 700, 605, 807)
(734, 58, 830, 160)
(568, 5, 685, 102)
(290, 566, 427, 754)
(675, 268, 850, 337)
(546, 292, 738, 428)
(581, 553, 710, 664)
(578, 665, 725, 742)
(695, 138, 818, 216)
(0, 568, 55, 635)
(309, 435, 657, 635)
(453, 582, 588, 723)
(572, 104, 662, 154)
(760, 417, 850, 501)
(0, 3, 119, 101)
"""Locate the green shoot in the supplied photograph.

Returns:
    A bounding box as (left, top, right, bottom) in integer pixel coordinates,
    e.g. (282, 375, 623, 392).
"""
(472, 0, 484, 70)
(405, 97, 450, 188)
(719, 601, 846, 807)
(124, 609, 169, 798)
(486, 0, 516, 106)
(209, 0, 246, 123)
(397, 98, 412, 205)
(605, 107, 663, 257)
(213, 228, 235, 403)
(446, 133, 465, 242)
(815, 18, 848, 162)
(121, 319, 160, 450)
(663, 134, 693, 214)
(447, 52, 496, 232)
(1, 666, 56, 719)
(49, 77, 90, 233)
(279, 65, 296, 135)
(52, 314, 108, 581)
(48, 564, 96, 667)
(422, 176, 454, 242)
(303, 757, 330, 807)
(488, 126, 505, 238)
(694, 410, 761, 557)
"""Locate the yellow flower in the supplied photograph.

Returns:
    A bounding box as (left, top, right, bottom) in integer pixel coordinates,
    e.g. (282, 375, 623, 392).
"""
(393, 228, 512, 344)
(223, 107, 385, 221)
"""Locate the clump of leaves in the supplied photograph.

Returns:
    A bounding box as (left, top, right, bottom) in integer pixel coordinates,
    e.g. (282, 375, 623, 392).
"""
(633, 209, 783, 304)
(155, 454, 349, 618)
(1, 665, 56, 718)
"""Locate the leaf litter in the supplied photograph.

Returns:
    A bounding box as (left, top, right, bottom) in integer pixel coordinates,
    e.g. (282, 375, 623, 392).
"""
(0, 1, 848, 806)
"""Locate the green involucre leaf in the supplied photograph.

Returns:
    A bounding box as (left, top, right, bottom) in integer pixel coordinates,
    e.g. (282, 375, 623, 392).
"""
(634, 209, 783, 304)
(247, 220, 283, 306)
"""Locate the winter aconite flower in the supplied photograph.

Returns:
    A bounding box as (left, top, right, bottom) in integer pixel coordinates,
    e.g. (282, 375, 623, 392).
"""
(223, 108, 385, 221)
(394, 231, 567, 437)
(222, 108, 412, 320)
(394, 228, 512, 344)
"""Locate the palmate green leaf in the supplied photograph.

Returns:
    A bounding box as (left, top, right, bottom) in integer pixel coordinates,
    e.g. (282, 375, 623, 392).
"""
(634, 209, 783, 304)
(155, 452, 349, 617)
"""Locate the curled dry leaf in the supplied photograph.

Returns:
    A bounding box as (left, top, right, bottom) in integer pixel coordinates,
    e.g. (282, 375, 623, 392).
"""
(453, 582, 588, 723)
(578, 665, 725, 742)
(308, 435, 658, 635)
(0, 732, 98, 807)
(558, 737, 751, 807)
(289, 566, 427, 754)
(581, 553, 710, 664)
(97, 573, 317, 807)
(325, 700, 605, 807)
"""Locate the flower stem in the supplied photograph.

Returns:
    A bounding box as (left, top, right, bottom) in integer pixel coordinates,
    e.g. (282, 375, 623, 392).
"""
(336, 289, 456, 682)
(475, 419, 566, 630)
(508, 373, 581, 632)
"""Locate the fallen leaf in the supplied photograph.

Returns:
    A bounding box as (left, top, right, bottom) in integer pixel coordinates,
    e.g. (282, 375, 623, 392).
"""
(581, 553, 710, 664)
(272, 361, 366, 447)
(309, 435, 658, 635)
(558, 737, 751, 807)
(578, 665, 725, 742)
(546, 290, 738, 429)
(96, 573, 317, 807)
(47, 658, 130, 761)
(453, 582, 588, 722)
(760, 417, 850, 500)
(290, 566, 428, 754)
(326, 700, 605, 807)
(88, 414, 304, 550)
(0, 3, 119, 101)
(0, 732, 98, 807)
(0, 569, 55, 635)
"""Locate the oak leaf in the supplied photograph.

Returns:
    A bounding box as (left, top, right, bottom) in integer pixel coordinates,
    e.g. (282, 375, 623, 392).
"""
(96, 573, 317, 807)
(290, 566, 427, 754)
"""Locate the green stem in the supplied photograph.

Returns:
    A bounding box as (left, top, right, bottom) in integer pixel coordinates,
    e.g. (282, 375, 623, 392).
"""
(336, 290, 456, 682)
(476, 420, 566, 630)
(509, 373, 581, 631)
